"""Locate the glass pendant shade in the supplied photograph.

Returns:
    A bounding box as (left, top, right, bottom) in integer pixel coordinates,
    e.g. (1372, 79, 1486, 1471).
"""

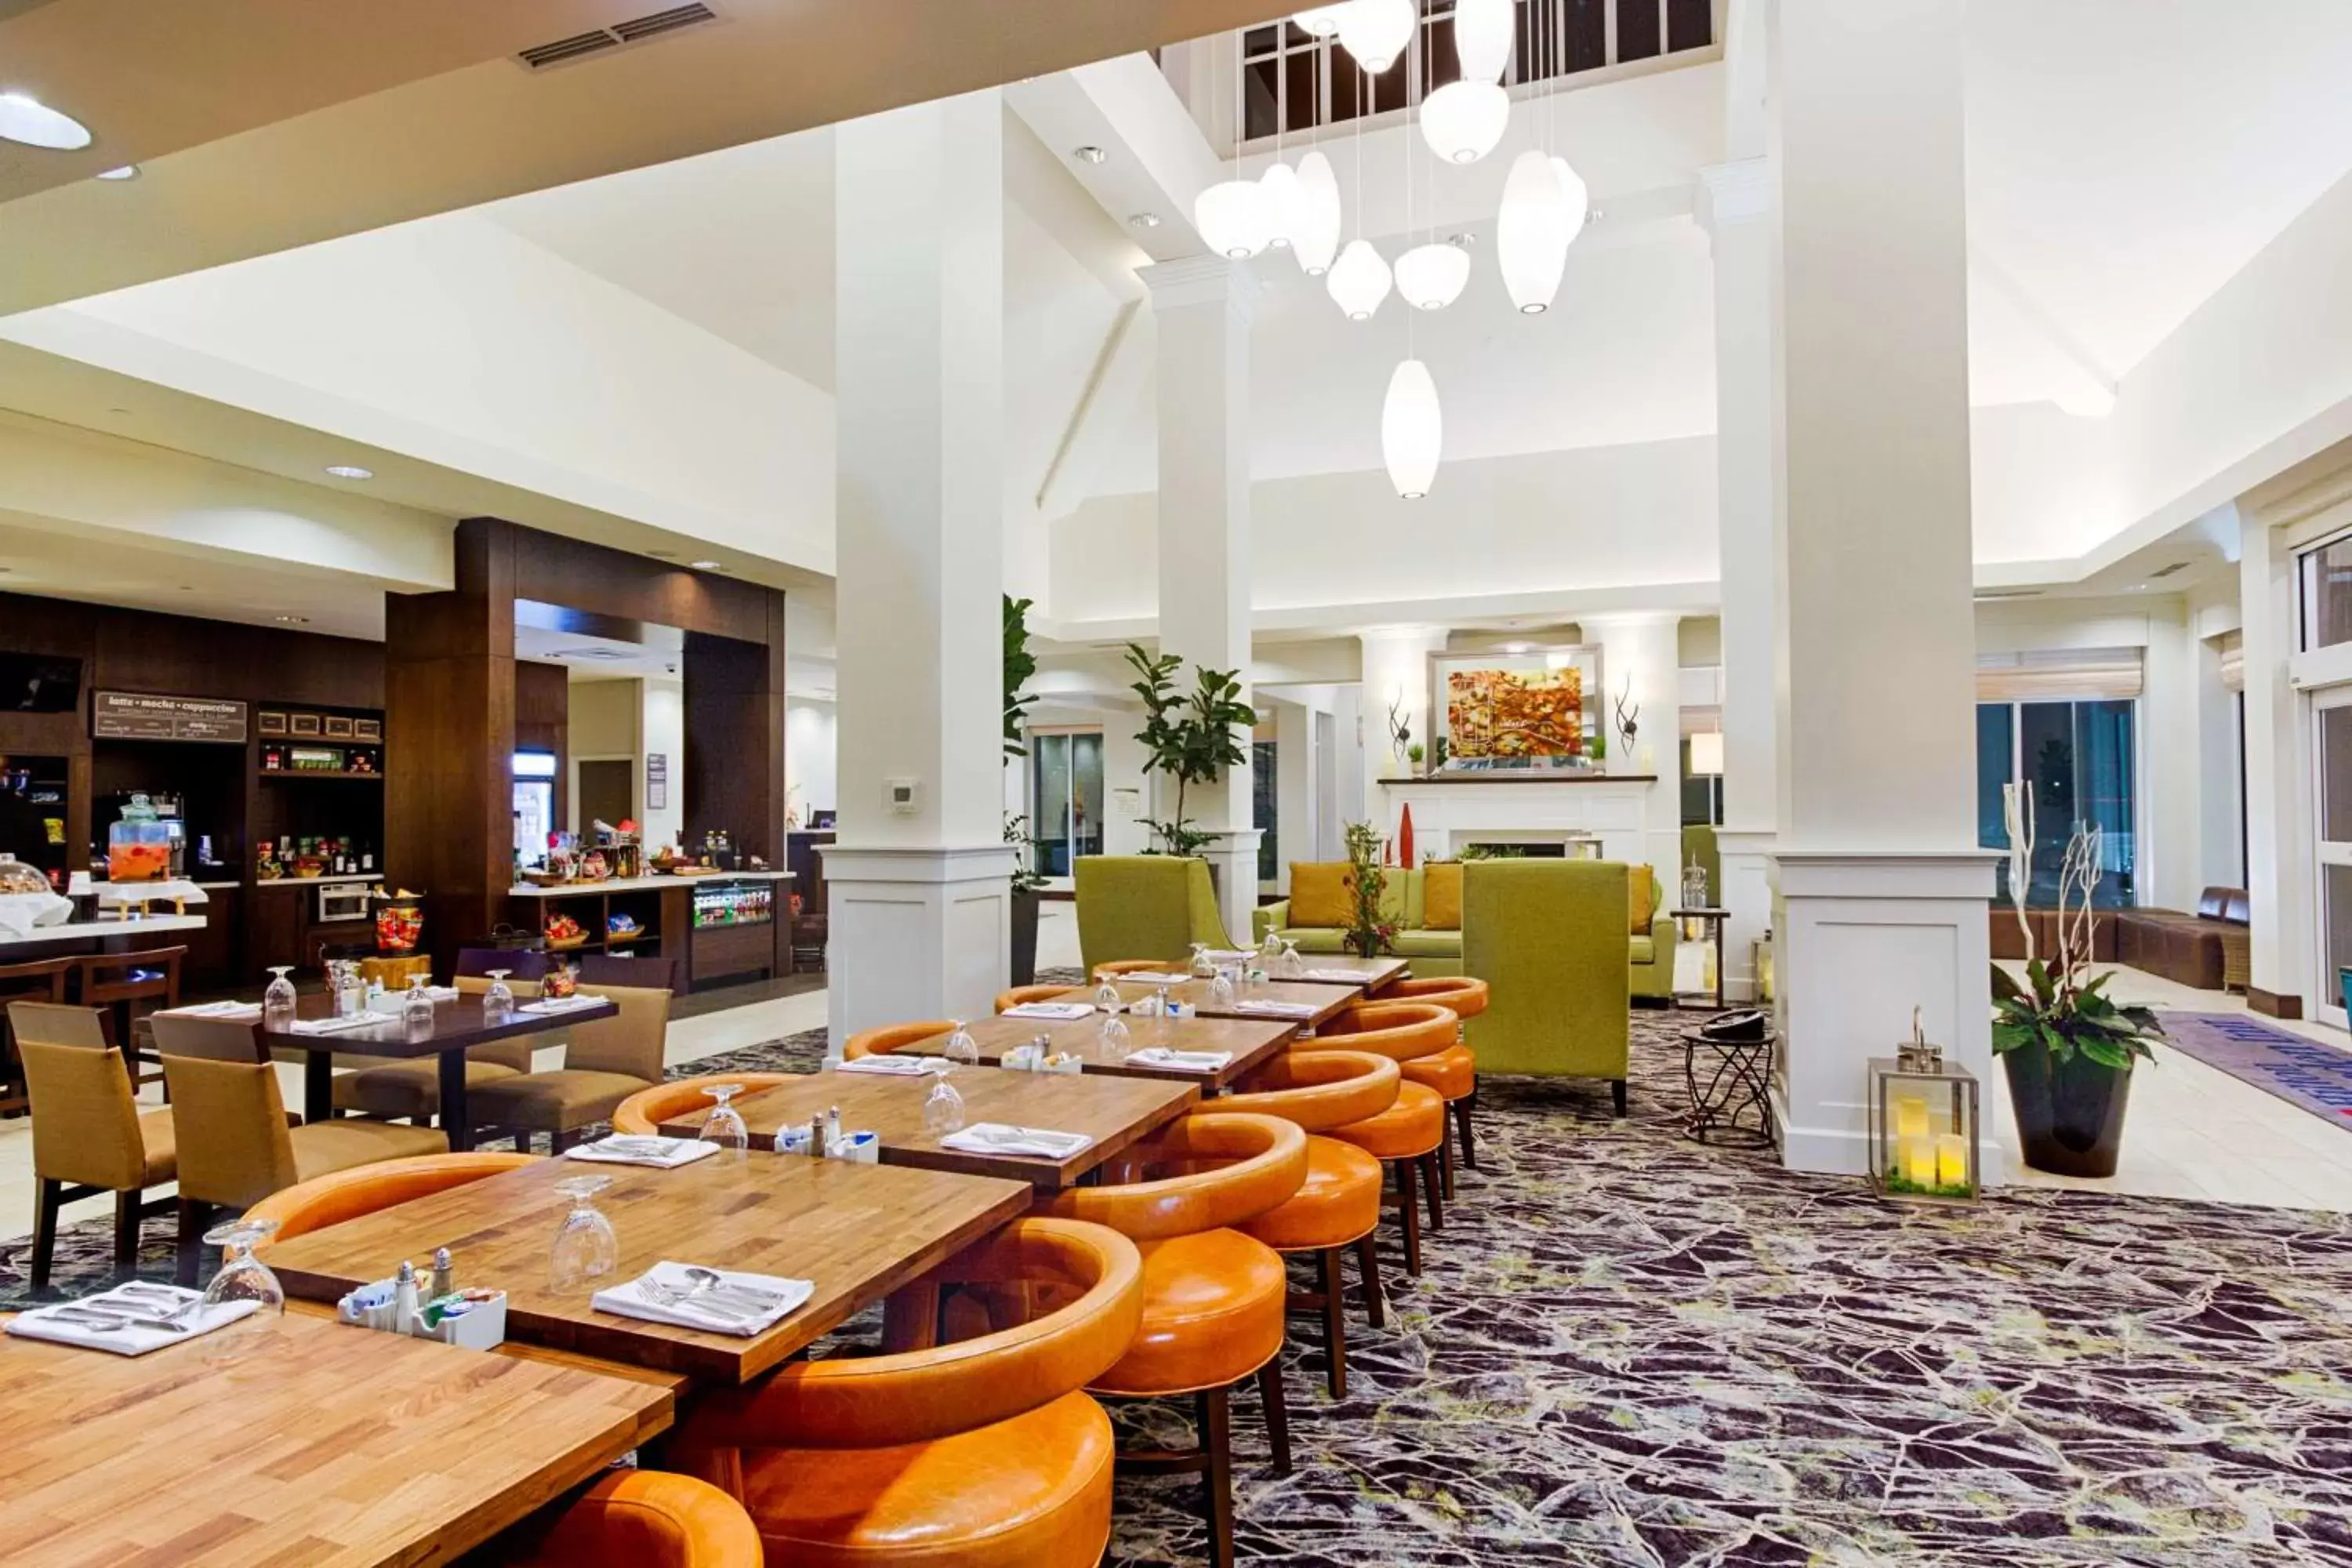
(1395, 242, 1470, 310)
(1293, 4, 1348, 37)
(1419, 80, 1509, 164)
(1293, 151, 1343, 275)
(1334, 0, 1414, 74)
(1382, 358, 1442, 499)
(1553, 154, 1591, 247)
(1497, 148, 1570, 314)
(1194, 177, 1273, 260)
(1259, 161, 1305, 249)
(1454, 0, 1515, 82)
(1327, 238, 1392, 320)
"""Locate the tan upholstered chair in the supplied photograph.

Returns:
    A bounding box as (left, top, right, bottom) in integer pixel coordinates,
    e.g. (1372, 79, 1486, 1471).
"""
(9, 1000, 177, 1290)
(331, 975, 542, 1123)
(152, 1014, 445, 1283)
(464, 983, 671, 1152)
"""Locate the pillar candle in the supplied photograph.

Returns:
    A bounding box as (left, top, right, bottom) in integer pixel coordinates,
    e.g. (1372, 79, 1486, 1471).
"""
(1893, 1094, 1929, 1142)
(1898, 1135, 1934, 1186)
(1935, 1132, 1969, 1190)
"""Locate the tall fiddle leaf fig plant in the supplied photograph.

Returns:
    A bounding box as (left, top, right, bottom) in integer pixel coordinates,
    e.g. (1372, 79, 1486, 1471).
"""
(1123, 643, 1257, 857)
(1004, 594, 1038, 760)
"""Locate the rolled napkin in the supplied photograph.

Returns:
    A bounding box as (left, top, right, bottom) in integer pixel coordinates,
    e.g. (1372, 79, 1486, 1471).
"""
(1116, 971, 1193, 987)
(520, 994, 608, 1015)
(593, 1262, 814, 1336)
(1002, 1001, 1092, 1020)
(834, 1054, 953, 1076)
(156, 1000, 264, 1022)
(1236, 1000, 1318, 1019)
(567, 1134, 720, 1168)
(1301, 968, 1375, 983)
(5, 1284, 258, 1357)
(938, 1122, 1095, 1160)
(1125, 1047, 1234, 1073)
(289, 1011, 397, 1036)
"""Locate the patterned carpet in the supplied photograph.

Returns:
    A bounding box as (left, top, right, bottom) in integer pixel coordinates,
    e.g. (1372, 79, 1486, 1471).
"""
(9, 996, 2352, 1565)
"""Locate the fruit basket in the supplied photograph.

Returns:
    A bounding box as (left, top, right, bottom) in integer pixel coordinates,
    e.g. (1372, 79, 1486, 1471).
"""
(544, 912, 589, 950)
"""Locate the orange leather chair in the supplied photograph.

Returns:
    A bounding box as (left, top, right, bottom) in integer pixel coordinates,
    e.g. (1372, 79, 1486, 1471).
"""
(994, 984, 1073, 1014)
(1383, 976, 1491, 1192)
(612, 1073, 799, 1137)
(243, 1152, 535, 1244)
(841, 1020, 955, 1061)
(673, 1217, 1143, 1567)
(516, 1472, 760, 1566)
(1298, 1002, 1456, 1276)
(1041, 1111, 1308, 1568)
(1218, 1051, 1398, 1398)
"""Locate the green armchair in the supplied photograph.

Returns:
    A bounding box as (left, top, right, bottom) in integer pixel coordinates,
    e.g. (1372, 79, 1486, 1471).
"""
(1460, 858, 1632, 1112)
(1073, 856, 1241, 976)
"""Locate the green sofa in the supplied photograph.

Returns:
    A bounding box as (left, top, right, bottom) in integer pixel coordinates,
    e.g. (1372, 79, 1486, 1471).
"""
(1252, 862, 1675, 999)
(1461, 858, 1631, 1108)
(1073, 855, 1242, 976)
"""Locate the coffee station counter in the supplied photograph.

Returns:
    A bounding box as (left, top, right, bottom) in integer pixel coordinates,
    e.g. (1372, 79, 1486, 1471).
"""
(500, 869, 791, 990)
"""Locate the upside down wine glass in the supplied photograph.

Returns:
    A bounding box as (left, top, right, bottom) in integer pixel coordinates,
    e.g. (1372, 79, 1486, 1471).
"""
(549, 1175, 620, 1294)
(483, 968, 517, 1021)
(944, 1020, 980, 1069)
(200, 1217, 285, 1363)
(262, 965, 297, 1025)
(699, 1083, 749, 1155)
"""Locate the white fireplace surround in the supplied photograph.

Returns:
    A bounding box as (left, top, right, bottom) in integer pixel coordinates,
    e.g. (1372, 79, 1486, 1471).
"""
(1377, 776, 1671, 870)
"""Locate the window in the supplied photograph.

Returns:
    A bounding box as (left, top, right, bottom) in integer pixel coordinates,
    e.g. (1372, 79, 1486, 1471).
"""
(1029, 730, 1104, 879)
(1975, 700, 2136, 906)
(1239, 0, 1714, 142)
(2301, 534, 2352, 652)
(1679, 735, 1721, 826)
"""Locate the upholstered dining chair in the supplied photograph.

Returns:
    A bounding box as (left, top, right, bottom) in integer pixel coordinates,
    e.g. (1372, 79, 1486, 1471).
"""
(840, 1019, 955, 1060)
(1297, 1000, 1457, 1269)
(1459, 858, 1632, 1109)
(995, 983, 1075, 1013)
(1073, 855, 1240, 975)
(513, 1471, 761, 1567)
(1381, 975, 1492, 1190)
(72, 945, 184, 1093)
(1040, 1110, 1309, 1568)
(152, 1014, 446, 1283)
(464, 983, 671, 1152)
(611, 1073, 800, 1136)
(0, 956, 74, 1117)
(332, 974, 543, 1124)
(673, 1216, 1144, 1567)
(1216, 1050, 1400, 1398)
(9, 1000, 177, 1289)
(243, 1151, 536, 1245)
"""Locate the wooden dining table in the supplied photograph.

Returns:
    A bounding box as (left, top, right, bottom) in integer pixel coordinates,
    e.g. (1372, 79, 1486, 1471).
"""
(263, 1150, 1031, 1385)
(0, 1309, 671, 1567)
(1272, 953, 1413, 991)
(906, 1011, 1297, 1091)
(659, 1066, 1198, 1187)
(260, 992, 618, 1149)
(1058, 976, 1363, 1030)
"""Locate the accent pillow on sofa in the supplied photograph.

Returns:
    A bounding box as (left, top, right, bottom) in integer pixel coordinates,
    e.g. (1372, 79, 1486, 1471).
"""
(1289, 862, 1356, 928)
(1422, 862, 1463, 931)
(1629, 863, 1657, 935)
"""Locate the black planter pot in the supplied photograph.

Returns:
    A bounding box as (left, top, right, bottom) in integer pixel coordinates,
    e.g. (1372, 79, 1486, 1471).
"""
(1008, 888, 1041, 987)
(2001, 1042, 2135, 1178)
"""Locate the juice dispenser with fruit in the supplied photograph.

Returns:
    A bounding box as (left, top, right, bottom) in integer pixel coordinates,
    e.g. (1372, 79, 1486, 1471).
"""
(107, 793, 173, 884)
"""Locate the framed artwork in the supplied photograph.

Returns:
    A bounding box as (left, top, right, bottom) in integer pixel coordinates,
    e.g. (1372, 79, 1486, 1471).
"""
(1428, 644, 1605, 772)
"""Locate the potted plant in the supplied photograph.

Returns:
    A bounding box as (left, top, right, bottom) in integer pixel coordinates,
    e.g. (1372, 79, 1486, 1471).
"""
(1123, 644, 1257, 859)
(1991, 782, 2163, 1177)
(1004, 814, 1044, 985)
(1341, 821, 1395, 957)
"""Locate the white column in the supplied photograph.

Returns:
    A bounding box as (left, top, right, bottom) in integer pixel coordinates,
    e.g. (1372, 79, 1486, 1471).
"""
(1270, 697, 1316, 892)
(2140, 596, 2204, 912)
(1357, 626, 1450, 851)
(1142, 255, 1262, 942)
(1767, 0, 2000, 1178)
(1581, 613, 1684, 883)
(824, 91, 1014, 1051)
(2239, 502, 2310, 1014)
(637, 675, 684, 852)
(1699, 158, 1777, 1001)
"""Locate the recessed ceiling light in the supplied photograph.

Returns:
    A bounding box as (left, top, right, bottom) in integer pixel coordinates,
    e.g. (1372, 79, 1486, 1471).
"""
(94, 164, 137, 181)
(274, 615, 309, 625)
(690, 560, 724, 571)
(323, 464, 373, 480)
(0, 93, 92, 151)
(1128, 212, 1161, 230)
(1074, 145, 1107, 165)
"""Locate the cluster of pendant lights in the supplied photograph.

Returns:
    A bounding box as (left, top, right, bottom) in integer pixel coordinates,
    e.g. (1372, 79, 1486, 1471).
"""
(1190, 0, 1588, 499)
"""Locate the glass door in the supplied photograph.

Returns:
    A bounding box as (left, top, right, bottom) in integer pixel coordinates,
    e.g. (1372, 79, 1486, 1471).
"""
(1028, 729, 1104, 880)
(2312, 684, 2352, 1026)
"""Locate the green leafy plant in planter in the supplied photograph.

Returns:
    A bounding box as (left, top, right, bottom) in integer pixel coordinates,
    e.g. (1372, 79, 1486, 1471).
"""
(1990, 782, 2163, 1178)
(1123, 644, 1257, 858)
(1004, 595, 1038, 759)
(1003, 598, 1043, 981)
(1341, 820, 1395, 957)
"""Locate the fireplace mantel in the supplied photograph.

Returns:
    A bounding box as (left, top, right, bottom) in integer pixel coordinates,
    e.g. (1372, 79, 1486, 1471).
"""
(1378, 773, 1657, 786)
(1378, 773, 1672, 868)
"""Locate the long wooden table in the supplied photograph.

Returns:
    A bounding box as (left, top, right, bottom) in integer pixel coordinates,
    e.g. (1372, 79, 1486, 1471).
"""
(260, 992, 618, 1149)
(657, 1067, 1199, 1187)
(909, 1011, 1295, 1091)
(1273, 953, 1413, 990)
(0, 1309, 671, 1567)
(263, 1152, 1031, 1385)
(1061, 977, 1362, 1030)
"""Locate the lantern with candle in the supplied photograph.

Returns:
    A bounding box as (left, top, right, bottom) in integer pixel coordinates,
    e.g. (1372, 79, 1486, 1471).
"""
(1867, 1008, 1980, 1202)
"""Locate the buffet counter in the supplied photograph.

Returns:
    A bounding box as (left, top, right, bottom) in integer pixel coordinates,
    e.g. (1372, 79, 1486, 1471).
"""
(501, 870, 791, 991)
(0, 912, 207, 953)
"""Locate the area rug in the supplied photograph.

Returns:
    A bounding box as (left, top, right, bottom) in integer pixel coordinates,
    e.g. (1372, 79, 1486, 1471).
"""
(9, 1000, 2352, 1565)
(2161, 1012, 2352, 1134)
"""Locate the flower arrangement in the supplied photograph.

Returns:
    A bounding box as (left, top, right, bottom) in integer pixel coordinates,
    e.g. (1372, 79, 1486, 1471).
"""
(1342, 821, 1396, 958)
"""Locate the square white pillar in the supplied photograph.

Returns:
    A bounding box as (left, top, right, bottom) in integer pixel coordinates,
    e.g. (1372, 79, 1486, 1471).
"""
(1581, 612, 1684, 883)
(826, 90, 1014, 1051)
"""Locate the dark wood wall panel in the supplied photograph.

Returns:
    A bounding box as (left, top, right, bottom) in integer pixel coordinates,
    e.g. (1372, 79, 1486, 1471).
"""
(515, 659, 570, 831)
(505, 523, 776, 644)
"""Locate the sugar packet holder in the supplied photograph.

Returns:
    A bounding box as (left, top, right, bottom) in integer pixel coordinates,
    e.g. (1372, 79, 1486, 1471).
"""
(775, 1125, 880, 1163)
(337, 1279, 508, 1348)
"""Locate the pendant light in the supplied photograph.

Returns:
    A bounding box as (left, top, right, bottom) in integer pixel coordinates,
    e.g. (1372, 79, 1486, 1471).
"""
(1496, 148, 1569, 313)
(1454, 0, 1515, 83)
(1292, 4, 1348, 38)
(1419, 80, 1508, 164)
(1194, 179, 1272, 259)
(1259, 160, 1304, 250)
(1382, 359, 1442, 499)
(1552, 154, 1590, 246)
(1333, 0, 1414, 74)
(1327, 238, 1392, 320)
(1293, 150, 1342, 275)
(1394, 241, 1469, 310)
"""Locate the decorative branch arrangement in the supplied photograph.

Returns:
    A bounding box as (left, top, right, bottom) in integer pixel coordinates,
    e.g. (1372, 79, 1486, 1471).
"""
(1123, 644, 1258, 858)
(1991, 781, 2164, 1072)
(1386, 691, 1413, 765)
(1613, 675, 1640, 760)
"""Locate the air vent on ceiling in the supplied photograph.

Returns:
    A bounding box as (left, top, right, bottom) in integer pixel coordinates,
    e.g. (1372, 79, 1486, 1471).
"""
(554, 648, 632, 662)
(516, 3, 719, 71)
(2148, 561, 2192, 579)
(1973, 588, 2042, 601)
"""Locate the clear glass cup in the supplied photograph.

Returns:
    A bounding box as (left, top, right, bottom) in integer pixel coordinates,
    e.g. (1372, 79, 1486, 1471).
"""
(200, 1217, 285, 1362)
(944, 1019, 980, 1069)
(1276, 938, 1305, 981)
(1097, 1009, 1133, 1059)
(401, 974, 437, 1036)
(262, 966, 297, 1025)
(549, 1175, 620, 1294)
(1189, 942, 1215, 980)
(1209, 965, 1238, 1008)
(699, 1083, 749, 1155)
(923, 1073, 967, 1134)
(1093, 976, 1124, 1012)
(1258, 927, 1284, 971)
(331, 960, 365, 1018)
(483, 968, 517, 1021)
